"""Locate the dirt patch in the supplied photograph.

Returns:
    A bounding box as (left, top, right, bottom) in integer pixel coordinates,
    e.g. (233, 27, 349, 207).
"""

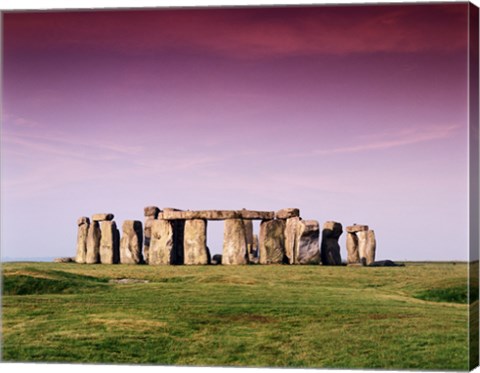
(109, 278, 149, 284)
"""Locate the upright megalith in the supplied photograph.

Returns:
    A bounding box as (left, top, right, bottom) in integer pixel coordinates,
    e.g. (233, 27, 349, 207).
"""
(222, 219, 248, 265)
(184, 219, 209, 265)
(366, 230, 376, 265)
(120, 220, 143, 264)
(244, 219, 258, 263)
(284, 217, 300, 264)
(75, 217, 90, 263)
(86, 221, 101, 264)
(100, 221, 120, 264)
(259, 219, 286, 264)
(320, 221, 343, 265)
(149, 219, 174, 265)
(143, 206, 160, 264)
(296, 220, 321, 264)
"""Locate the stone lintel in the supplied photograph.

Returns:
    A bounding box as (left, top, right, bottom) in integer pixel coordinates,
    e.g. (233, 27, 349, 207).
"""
(275, 208, 300, 219)
(346, 224, 369, 233)
(161, 209, 274, 221)
(92, 213, 114, 222)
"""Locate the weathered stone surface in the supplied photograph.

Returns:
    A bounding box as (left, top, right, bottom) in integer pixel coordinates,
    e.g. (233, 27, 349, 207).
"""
(320, 221, 343, 265)
(346, 233, 359, 264)
(144, 206, 160, 217)
(296, 220, 321, 264)
(75, 218, 90, 263)
(120, 220, 143, 264)
(100, 221, 120, 264)
(143, 217, 157, 263)
(77, 216, 90, 226)
(149, 219, 174, 265)
(244, 220, 258, 262)
(184, 219, 209, 265)
(346, 224, 369, 233)
(366, 230, 376, 265)
(284, 217, 300, 264)
(356, 230, 369, 266)
(275, 208, 300, 220)
(54, 257, 75, 263)
(259, 219, 286, 264)
(86, 221, 101, 264)
(162, 209, 274, 221)
(92, 213, 114, 222)
(222, 219, 248, 265)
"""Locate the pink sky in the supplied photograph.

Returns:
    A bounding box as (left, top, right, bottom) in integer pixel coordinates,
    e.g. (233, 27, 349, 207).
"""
(1, 3, 472, 260)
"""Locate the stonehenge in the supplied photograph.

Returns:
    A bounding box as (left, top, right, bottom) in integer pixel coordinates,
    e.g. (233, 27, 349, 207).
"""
(346, 225, 376, 265)
(73, 208, 378, 266)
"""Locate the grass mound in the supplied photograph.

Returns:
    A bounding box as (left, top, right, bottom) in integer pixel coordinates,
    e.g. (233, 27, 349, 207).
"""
(414, 285, 476, 304)
(2, 270, 107, 295)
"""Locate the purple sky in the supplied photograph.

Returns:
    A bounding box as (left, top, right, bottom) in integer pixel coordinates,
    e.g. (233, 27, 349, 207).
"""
(1, 3, 472, 260)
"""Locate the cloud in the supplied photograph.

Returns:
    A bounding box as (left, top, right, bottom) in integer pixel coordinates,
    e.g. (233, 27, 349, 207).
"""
(297, 124, 461, 157)
(3, 4, 468, 59)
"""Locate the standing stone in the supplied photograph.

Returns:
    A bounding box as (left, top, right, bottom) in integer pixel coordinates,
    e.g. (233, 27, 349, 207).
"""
(346, 233, 359, 264)
(222, 219, 248, 265)
(296, 220, 321, 264)
(259, 219, 286, 264)
(100, 221, 120, 264)
(320, 221, 343, 265)
(75, 217, 90, 263)
(284, 217, 300, 264)
(86, 221, 101, 264)
(120, 220, 144, 264)
(184, 219, 209, 265)
(357, 230, 369, 266)
(143, 206, 160, 264)
(149, 219, 174, 265)
(172, 220, 185, 265)
(244, 220, 257, 263)
(366, 230, 376, 265)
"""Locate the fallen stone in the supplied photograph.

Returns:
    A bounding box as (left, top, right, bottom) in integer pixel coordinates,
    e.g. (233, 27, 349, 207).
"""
(100, 221, 120, 264)
(284, 217, 300, 264)
(346, 232, 359, 264)
(368, 260, 404, 267)
(184, 219, 209, 265)
(75, 217, 90, 263)
(162, 209, 274, 221)
(296, 220, 321, 264)
(259, 219, 286, 264)
(366, 230, 376, 265)
(109, 278, 150, 284)
(92, 213, 114, 222)
(275, 208, 300, 220)
(346, 224, 369, 233)
(120, 220, 144, 264)
(320, 221, 343, 265)
(54, 257, 75, 263)
(144, 206, 160, 217)
(222, 219, 248, 265)
(211, 254, 222, 265)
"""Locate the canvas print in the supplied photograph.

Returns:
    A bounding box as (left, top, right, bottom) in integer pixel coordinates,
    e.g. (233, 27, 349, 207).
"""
(1, 1, 479, 370)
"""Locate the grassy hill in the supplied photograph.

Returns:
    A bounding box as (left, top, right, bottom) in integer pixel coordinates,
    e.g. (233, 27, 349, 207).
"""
(1, 261, 475, 369)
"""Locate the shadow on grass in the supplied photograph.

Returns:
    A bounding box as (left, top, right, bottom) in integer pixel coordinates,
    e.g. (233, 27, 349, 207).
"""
(414, 285, 478, 304)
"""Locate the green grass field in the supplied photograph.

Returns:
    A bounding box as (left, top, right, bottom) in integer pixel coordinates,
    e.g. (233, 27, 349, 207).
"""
(1, 261, 476, 370)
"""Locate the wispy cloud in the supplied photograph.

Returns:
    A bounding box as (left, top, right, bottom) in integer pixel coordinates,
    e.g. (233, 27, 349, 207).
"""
(297, 124, 461, 157)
